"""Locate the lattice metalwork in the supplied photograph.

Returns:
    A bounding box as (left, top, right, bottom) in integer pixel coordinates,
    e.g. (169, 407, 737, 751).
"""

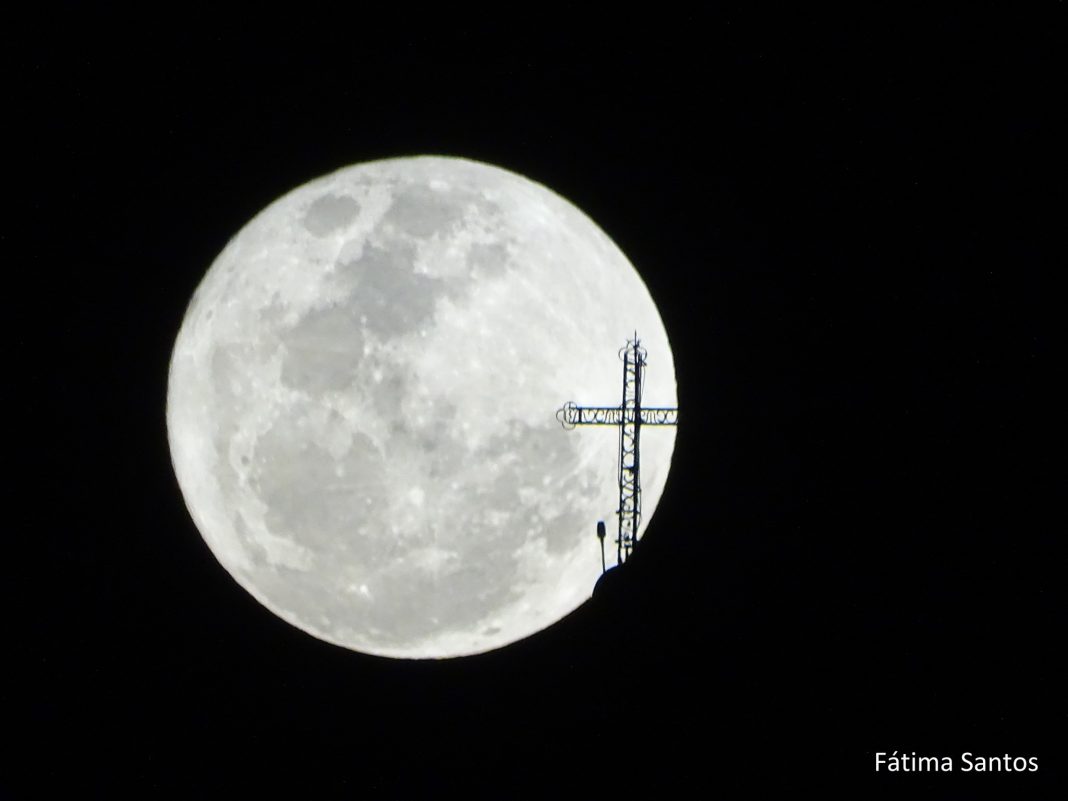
(556, 404, 679, 428)
(557, 335, 679, 570)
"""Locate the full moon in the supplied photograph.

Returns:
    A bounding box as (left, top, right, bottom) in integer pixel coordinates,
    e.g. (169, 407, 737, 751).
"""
(166, 156, 677, 658)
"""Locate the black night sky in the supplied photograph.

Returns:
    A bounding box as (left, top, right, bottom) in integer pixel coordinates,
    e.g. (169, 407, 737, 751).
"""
(11, 8, 1062, 798)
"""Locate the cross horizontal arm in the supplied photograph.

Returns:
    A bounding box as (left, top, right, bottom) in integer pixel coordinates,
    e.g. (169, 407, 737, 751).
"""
(556, 402, 679, 429)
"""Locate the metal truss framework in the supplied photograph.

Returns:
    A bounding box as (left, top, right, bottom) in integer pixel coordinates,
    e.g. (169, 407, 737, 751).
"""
(557, 336, 679, 569)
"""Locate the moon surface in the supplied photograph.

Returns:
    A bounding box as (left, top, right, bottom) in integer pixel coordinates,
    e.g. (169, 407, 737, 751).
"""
(166, 156, 677, 659)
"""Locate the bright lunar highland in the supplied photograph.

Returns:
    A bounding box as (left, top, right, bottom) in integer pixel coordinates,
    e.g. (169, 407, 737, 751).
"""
(166, 156, 677, 658)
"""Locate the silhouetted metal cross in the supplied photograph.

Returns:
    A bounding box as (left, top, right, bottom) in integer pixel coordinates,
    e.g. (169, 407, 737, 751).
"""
(557, 335, 678, 570)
